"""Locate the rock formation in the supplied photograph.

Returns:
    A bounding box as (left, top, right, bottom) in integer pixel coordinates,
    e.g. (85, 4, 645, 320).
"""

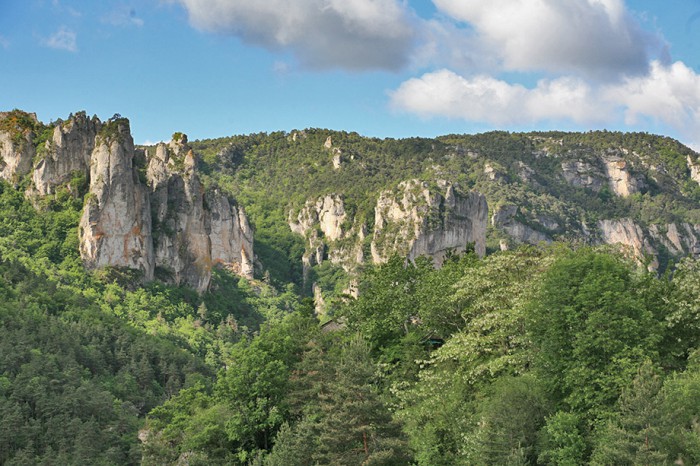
(561, 160, 605, 192)
(289, 194, 362, 281)
(596, 219, 700, 270)
(491, 205, 552, 245)
(688, 155, 700, 185)
(0, 110, 257, 292)
(79, 119, 155, 279)
(146, 135, 254, 291)
(371, 180, 487, 265)
(29, 112, 100, 196)
(558, 148, 647, 197)
(0, 122, 35, 184)
(602, 155, 643, 197)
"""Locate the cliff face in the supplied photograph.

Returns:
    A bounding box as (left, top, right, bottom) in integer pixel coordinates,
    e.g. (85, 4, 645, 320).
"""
(290, 181, 487, 273)
(0, 127, 35, 184)
(289, 194, 364, 282)
(148, 136, 253, 291)
(79, 120, 155, 279)
(559, 150, 645, 197)
(30, 112, 100, 196)
(371, 180, 487, 265)
(597, 219, 700, 270)
(0, 111, 255, 291)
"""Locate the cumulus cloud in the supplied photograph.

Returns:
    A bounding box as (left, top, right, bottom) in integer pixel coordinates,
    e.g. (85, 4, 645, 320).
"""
(390, 69, 607, 125)
(611, 61, 700, 134)
(390, 61, 700, 143)
(432, 0, 665, 79)
(43, 26, 77, 52)
(173, 0, 417, 71)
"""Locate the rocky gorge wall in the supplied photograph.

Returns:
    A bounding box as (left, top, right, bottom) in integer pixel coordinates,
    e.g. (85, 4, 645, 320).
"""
(0, 113, 253, 292)
(289, 179, 488, 273)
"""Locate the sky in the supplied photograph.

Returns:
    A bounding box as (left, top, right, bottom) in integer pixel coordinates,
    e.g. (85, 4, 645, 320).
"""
(2, 0, 700, 148)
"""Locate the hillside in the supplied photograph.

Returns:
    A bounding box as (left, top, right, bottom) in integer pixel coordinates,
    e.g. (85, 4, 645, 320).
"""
(187, 127, 700, 309)
(2, 109, 700, 464)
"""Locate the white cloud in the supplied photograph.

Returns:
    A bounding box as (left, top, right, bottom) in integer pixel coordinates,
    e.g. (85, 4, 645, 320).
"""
(0, 35, 9, 49)
(43, 27, 77, 52)
(390, 60, 700, 144)
(431, 0, 665, 79)
(611, 61, 700, 134)
(172, 0, 416, 70)
(389, 69, 606, 125)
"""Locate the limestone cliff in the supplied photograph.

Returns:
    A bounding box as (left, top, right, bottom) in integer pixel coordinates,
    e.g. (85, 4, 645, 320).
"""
(147, 135, 253, 291)
(29, 112, 100, 196)
(371, 180, 487, 265)
(558, 149, 645, 197)
(79, 119, 155, 279)
(18, 113, 259, 291)
(491, 205, 552, 245)
(289, 194, 363, 280)
(0, 123, 35, 184)
(597, 219, 700, 270)
(290, 181, 487, 274)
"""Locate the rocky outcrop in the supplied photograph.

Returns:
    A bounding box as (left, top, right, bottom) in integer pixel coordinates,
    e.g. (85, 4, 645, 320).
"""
(371, 180, 487, 266)
(491, 205, 552, 244)
(289, 194, 362, 281)
(688, 155, 700, 185)
(29, 112, 100, 196)
(561, 160, 604, 192)
(648, 223, 700, 257)
(560, 152, 645, 197)
(75, 120, 254, 291)
(79, 120, 155, 279)
(147, 136, 254, 291)
(602, 155, 643, 197)
(597, 219, 700, 270)
(290, 194, 348, 242)
(0, 127, 34, 184)
(597, 219, 658, 270)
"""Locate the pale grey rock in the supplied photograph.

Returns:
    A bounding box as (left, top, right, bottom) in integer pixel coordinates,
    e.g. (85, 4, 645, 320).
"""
(597, 219, 658, 270)
(491, 205, 552, 245)
(289, 194, 348, 241)
(371, 180, 487, 266)
(312, 282, 326, 316)
(602, 155, 642, 197)
(148, 137, 254, 292)
(648, 223, 700, 257)
(561, 160, 604, 191)
(332, 149, 342, 170)
(0, 129, 34, 184)
(483, 162, 505, 181)
(79, 121, 155, 280)
(29, 112, 100, 196)
(688, 155, 700, 185)
(289, 194, 364, 274)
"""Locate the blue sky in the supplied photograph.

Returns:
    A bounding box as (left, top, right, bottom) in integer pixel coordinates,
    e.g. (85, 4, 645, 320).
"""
(1, 0, 700, 148)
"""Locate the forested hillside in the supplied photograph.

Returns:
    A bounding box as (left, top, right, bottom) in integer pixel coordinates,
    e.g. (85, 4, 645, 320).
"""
(2, 110, 700, 464)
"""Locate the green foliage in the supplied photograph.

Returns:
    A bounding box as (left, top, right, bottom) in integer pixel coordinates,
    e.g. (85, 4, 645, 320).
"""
(527, 250, 663, 419)
(537, 411, 588, 465)
(0, 109, 40, 147)
(97, 114, 130, 145)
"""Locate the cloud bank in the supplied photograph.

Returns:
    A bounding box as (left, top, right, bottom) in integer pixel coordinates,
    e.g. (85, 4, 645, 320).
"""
(173, 0, 417, 71)
(391, 61, 700, 142)
(432, 0, 665, 78)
